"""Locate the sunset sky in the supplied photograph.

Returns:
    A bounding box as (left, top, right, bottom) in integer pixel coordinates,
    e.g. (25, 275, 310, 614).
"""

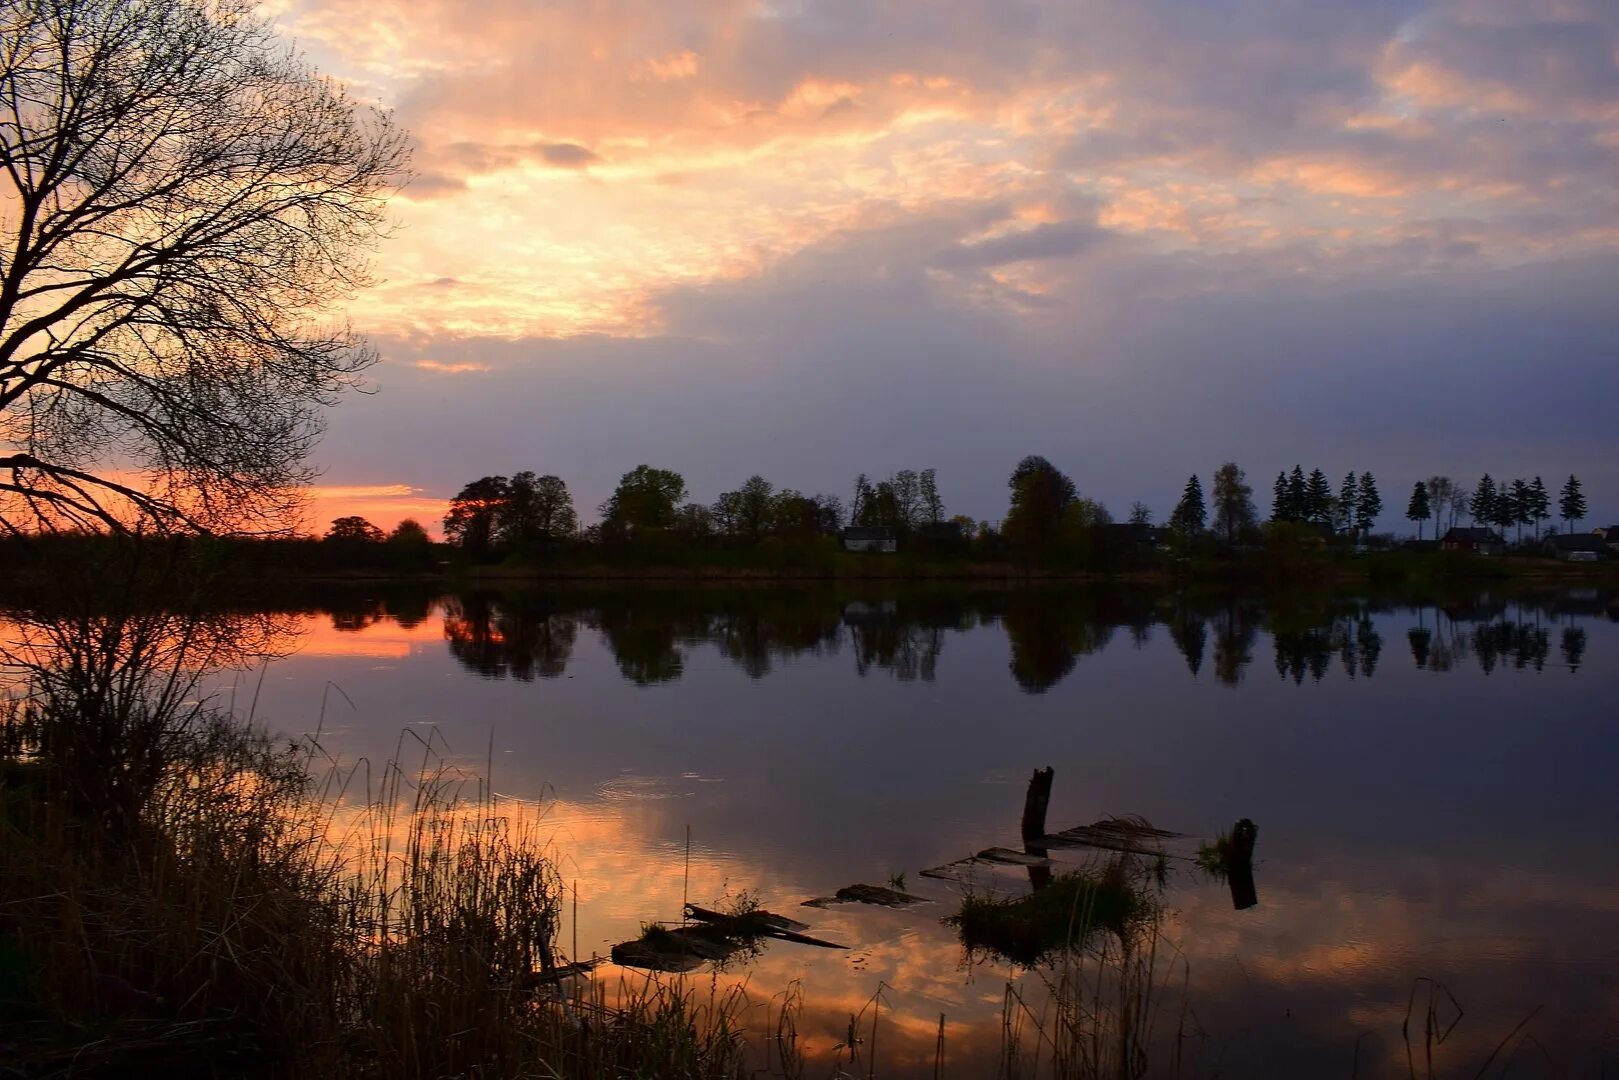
(278, 0, 1619, 536)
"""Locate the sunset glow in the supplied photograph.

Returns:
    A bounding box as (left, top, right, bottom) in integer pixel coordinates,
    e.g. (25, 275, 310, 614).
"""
(266, 0, 1616, 529)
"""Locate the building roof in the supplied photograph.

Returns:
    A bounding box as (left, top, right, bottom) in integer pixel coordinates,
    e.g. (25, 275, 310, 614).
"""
(841, 526, 896, 540)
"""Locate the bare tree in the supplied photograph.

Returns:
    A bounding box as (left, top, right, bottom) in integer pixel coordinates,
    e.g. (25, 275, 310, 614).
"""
(0, 0, 408, 534)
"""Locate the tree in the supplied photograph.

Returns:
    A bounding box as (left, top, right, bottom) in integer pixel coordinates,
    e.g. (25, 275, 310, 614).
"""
(1270, 472, 1290, 522)
(890, 469, 922, 530)
(1527, 476, 1550, 539)
(1170, 475, 1206, 534)
(850, 474, 874, 527)
(919, 468, 943, 525)
(1355, 472, 1382, 536)
(1288, 466, 1307, 522)
(1003, 455, 1076, 552)
(1304, 469, 1333, 528)
(1336, 472, 1357, 534)
(1507, 479, 1531, 544)
(444, 476, 509, 553)
(1426, 476, 1456, 534)
(1470, 474, 1498, 528)
(600, 465, 686, 535)
(0, 0, 408, 534)
(498, 472, 576, 545)
(326, 516, 383, 543)
(1559, 474, 1586, 533)
(713, 475, 773, 541)
(1128, 501, 1153, 526)
(1211, 462, 1255, 544)
(1406, 481, 1431, 539)
(388, 518, 431, 545)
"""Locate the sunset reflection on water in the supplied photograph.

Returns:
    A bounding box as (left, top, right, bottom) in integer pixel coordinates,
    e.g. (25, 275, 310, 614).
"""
(215, 585, 1619, 1075)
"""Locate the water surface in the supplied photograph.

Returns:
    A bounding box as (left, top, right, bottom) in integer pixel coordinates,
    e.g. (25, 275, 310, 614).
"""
(226, 585, 1619, 1075)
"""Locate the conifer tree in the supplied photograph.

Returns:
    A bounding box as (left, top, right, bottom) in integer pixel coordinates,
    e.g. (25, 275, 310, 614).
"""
(1271, 472, 1290, 522)
(1470, 475, 1498, 529)
(1288, 466, 1307, 521)
(1406, 481, 1431, 539)
(1171, 475, 1207, 533)
(1338, 472, 1358, 534)
(1355, 473, 1382, 535)
(1507, 479, 1532, 543)
(1304, 469, 1333, 528)
(1528, 476, 1550, 539)
(1493, 481, 1520, 542)
(1559, 475, 1586, 533)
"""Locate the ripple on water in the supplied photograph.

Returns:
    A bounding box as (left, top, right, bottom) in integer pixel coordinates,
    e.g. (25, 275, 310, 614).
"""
(595, 774, 698, 801)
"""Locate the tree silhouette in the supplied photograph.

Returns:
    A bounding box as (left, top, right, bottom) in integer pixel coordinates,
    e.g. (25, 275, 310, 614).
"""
(1337, 472, 1358, 534)
(1470, 475, 1498, 528)
(1355, 473, 1382, 536)
(600, 465, 687, 536)
(1425, 476, 1456, 533)
(444, 476, 509, 553)
(326, 516, 383, 543)
(388, 519, 431, 545)
(1004, 456, 1077, 553)
(1211, 462, 1255, 544)
(498, 472, 576, 545)
(1406, 481, 1431, 540)
(1170, 475, 1206, 534)
(1527, 477, 1550, 539)
(1559, 475, 1586, 533)
(0, 0, 407, 534)
(1304, 469, 1333, 528)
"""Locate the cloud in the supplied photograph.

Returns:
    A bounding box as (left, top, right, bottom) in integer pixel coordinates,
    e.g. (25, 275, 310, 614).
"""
(262, 0, 1618, 526)
(535, 142, 601, 169)
(413, 359, 491, 374)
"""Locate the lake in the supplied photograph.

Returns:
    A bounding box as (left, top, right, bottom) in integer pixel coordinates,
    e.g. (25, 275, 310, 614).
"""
(215, 583, 1619, 1076)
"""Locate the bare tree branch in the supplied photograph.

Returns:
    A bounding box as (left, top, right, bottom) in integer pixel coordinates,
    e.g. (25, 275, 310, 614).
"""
(0, 0, 409, 534)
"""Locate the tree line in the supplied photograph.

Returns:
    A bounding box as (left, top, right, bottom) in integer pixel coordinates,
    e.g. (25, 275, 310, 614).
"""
(313, 460, 1596, 561)
(1403, 473, 1587, 541)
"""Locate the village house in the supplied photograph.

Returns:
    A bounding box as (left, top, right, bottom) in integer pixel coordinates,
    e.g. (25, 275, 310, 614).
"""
(1440, 526, 1506, 555)
(1541, 534, 1611, 562)
(840, 526, 897, 553)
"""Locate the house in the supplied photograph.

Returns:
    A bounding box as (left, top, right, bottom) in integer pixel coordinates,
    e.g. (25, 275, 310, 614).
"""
(1440, 527, 1506, 555)
(1597, 526, 1619, 554)
(1541, 534, 1611, 561)
(840, 526, 897, 553)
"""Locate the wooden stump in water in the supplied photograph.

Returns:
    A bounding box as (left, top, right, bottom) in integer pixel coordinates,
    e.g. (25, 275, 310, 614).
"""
(1022, 767, 1056, 891)
(1227, 818, 1259, 910)
(1020, 767, 1054, 840)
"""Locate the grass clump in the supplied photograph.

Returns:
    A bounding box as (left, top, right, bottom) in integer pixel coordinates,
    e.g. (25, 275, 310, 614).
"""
(946, 857, 1159, 968)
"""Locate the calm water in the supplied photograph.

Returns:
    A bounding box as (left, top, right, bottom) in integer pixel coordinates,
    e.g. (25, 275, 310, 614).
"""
(224, 585, 1617, 1075)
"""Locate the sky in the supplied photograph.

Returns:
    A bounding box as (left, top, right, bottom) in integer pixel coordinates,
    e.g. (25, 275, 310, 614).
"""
(276, 0, 1619, 536)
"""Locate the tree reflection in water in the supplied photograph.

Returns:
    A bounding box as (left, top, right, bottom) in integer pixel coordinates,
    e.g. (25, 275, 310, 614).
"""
(418, 587, 1615, 692)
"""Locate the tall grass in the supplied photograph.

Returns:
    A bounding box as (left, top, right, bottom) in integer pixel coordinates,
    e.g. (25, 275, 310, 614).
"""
(0, 549, 789, 1077)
